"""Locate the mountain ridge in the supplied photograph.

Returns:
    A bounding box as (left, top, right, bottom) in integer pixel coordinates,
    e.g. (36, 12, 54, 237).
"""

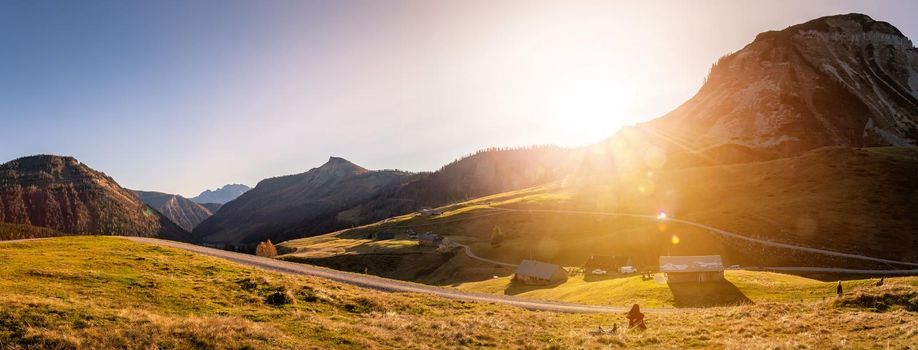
(0, 155, 189, 240)
(133, 190, 214, 232)
(643, 13, 918, 159)
(190, 183, 250, 204)
(193, 157, 418, 245)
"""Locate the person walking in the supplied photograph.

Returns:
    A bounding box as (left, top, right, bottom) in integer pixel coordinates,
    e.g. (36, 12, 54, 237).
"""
(836, 280, 843, 297)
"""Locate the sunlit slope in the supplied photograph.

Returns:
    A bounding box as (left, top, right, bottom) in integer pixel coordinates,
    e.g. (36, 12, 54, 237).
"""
(2, 237, 916, 349)
(453, 271, 918, 308)
(284, 147, 918, 272)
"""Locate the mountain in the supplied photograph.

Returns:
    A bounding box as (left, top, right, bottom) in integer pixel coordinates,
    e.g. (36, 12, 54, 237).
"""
(0, 155, 188, 240)
(194, 147, 584, 246)
(199, 202, 223, 213)
(333, 146, 579, 225)
(644, 13, 918, 160)
(132, 190, 214, 232)
(190, 184, 250, 204)
(280, 14, 918, 284)
(193, 157, 417, 245)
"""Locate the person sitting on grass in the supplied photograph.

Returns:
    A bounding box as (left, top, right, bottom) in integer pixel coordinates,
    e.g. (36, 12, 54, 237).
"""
(627, 304, 647, 331)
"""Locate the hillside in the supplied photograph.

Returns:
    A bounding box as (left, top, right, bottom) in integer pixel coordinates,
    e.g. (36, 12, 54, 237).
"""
(0, 155, 188, 240)
(643, 13, 918, 160)
(195, 148, 580, 247)
(1, 237, 914, 349)
(333, 146, 580, 228)
(282, 147, 918, 284)
(133, 190, 215, 231)
(200, 202, 223, 213)
(190, 183, 250, 204)
(193, 157, 418, 246)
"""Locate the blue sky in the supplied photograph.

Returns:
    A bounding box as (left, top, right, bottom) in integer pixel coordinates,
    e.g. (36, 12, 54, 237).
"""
(2, 0, 916, 196)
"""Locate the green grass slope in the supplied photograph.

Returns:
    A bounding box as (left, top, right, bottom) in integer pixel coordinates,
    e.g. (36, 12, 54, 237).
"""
(1, 237, 916, 349)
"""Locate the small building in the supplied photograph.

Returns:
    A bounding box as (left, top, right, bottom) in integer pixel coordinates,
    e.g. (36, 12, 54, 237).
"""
(659, 255, 725, 283)
(372, 232, 395, 240)
(418, 232, 443, 246)
(584, 255, 631, 274)
(418, 207, 442, 217)
(512, 260, 568, 285)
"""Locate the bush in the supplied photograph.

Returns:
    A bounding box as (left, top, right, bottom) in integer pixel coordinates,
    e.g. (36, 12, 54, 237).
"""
(265, 289, 294, 306)
(255, 240, 278, 258)
(490, 226, 504, 248)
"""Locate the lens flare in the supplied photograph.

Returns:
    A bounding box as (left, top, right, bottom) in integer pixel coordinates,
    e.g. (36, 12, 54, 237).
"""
(656, 211, 668, 220)
(671, 234, 680, 245)
(643, 146, 667, 169)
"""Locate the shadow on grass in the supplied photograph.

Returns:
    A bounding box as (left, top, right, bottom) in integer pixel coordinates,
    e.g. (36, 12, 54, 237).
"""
(503, 281, 565, 296)
(762, 270, 883, 282)
(583, 273, 635, 283)
(667, 280, 753, 308)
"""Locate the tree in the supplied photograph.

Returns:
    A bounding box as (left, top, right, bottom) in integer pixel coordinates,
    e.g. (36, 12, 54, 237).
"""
(256, 240, 278, 258)
(490, 226, 505, 248)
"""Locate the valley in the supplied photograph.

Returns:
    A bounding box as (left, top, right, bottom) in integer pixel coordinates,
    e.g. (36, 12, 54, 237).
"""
(1, 11, 918, 349)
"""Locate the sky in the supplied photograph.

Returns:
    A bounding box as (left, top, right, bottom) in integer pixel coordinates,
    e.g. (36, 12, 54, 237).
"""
(1, 0, 916, 197)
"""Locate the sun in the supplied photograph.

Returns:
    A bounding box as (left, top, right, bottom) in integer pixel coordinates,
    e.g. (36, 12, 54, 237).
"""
(551, 75, 634, 145)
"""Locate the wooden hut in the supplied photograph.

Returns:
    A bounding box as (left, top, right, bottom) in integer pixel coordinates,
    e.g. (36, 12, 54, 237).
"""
(512, 260, 568, 285)
(659, 255, 725, 283)
(417, 233, 443, 246)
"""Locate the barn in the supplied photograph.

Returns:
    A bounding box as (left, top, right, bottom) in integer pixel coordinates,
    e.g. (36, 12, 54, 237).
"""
(659, 255, 725, 283)
(512, 260, 568, 285)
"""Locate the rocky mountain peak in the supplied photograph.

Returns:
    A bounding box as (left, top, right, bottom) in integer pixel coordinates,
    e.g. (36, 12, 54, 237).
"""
(317, 156, 367, 175)
(645, 13, 918, 158)
(754, 13, 906, 43)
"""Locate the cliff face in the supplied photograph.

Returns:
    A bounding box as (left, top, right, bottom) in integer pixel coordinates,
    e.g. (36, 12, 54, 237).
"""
(645, 14, 918, 158)
(0, 155, 188, 240)
(133, 190, 214, 232)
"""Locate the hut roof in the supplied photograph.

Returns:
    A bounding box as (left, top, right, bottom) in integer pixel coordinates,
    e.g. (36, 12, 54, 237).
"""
(418, 233, 441, 240)
(659, 255, 724, 273)
(515, 260, 563, 280)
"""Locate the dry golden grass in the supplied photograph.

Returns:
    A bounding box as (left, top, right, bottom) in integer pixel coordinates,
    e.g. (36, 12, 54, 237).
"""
(0, 237, 916, 349)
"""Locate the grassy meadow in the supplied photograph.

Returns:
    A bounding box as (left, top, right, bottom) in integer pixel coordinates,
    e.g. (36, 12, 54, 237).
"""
(0, 236, 915, 349)
(454, 271, 918, 308)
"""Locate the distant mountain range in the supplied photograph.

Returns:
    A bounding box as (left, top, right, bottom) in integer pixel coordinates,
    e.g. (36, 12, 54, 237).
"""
(0, 155, 188, 240)
(190, 184, 250, 204)
(193, 157, 417, 245)
(191, 147, 592, 246)
(132, 190, 215, 232)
